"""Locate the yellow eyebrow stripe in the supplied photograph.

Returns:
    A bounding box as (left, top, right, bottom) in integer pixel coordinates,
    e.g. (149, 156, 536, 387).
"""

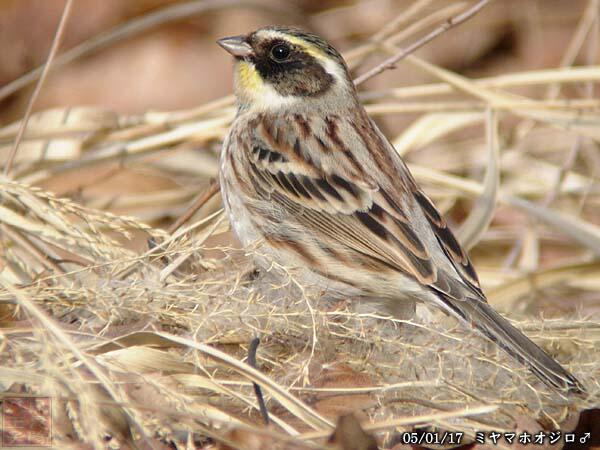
(284, 35, 328, 61)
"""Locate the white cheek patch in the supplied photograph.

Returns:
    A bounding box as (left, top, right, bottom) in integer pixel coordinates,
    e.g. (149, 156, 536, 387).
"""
(321, 58, 347, 85)
(252, 85, 300, 110)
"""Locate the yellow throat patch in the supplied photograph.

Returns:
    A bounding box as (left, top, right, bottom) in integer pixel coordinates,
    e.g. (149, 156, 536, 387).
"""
(235, 61, 264, 95)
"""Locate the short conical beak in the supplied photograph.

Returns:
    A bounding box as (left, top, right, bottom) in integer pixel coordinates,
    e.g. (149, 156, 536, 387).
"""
(217, 35, 253, 57)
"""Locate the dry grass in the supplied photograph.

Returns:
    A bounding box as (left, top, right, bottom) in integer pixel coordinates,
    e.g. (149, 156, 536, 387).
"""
(1, 1, 600, 449)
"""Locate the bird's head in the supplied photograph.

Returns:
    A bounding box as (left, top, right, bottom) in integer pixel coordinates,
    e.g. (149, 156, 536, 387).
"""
(217, 26, 355, 111)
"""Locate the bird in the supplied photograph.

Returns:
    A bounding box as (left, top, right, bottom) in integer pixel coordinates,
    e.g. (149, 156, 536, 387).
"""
(216, 25, 584, 395)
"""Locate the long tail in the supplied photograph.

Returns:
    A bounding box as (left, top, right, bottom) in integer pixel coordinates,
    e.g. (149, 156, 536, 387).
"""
(440, 296, 585, 395)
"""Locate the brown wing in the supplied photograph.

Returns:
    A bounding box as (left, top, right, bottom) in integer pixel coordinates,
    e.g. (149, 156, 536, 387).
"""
(242, 111, 484, 302)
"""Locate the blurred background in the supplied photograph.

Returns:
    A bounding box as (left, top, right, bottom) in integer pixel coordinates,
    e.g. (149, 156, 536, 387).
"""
(1, 0, 592, 119)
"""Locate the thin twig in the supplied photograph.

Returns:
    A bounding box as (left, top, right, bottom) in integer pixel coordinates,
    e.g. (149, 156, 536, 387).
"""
(168, 178, 220, 234)
(344, 0, 442, 69)
(353, 0, 492, 86)
(548, 0, 599, 99)
(3, 0, 74, 177)
(371, 0, 436, 42)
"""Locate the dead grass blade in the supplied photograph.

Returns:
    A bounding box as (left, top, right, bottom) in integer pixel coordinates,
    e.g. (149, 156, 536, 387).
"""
(488, 261, 600, 310)
(457, 108, 500, 250)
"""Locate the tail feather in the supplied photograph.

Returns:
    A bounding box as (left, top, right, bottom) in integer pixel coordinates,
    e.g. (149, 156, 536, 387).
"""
(441, 297, 585, 395)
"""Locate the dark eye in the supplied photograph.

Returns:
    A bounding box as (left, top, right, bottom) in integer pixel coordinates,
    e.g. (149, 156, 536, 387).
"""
(270, 43, 291, 61)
